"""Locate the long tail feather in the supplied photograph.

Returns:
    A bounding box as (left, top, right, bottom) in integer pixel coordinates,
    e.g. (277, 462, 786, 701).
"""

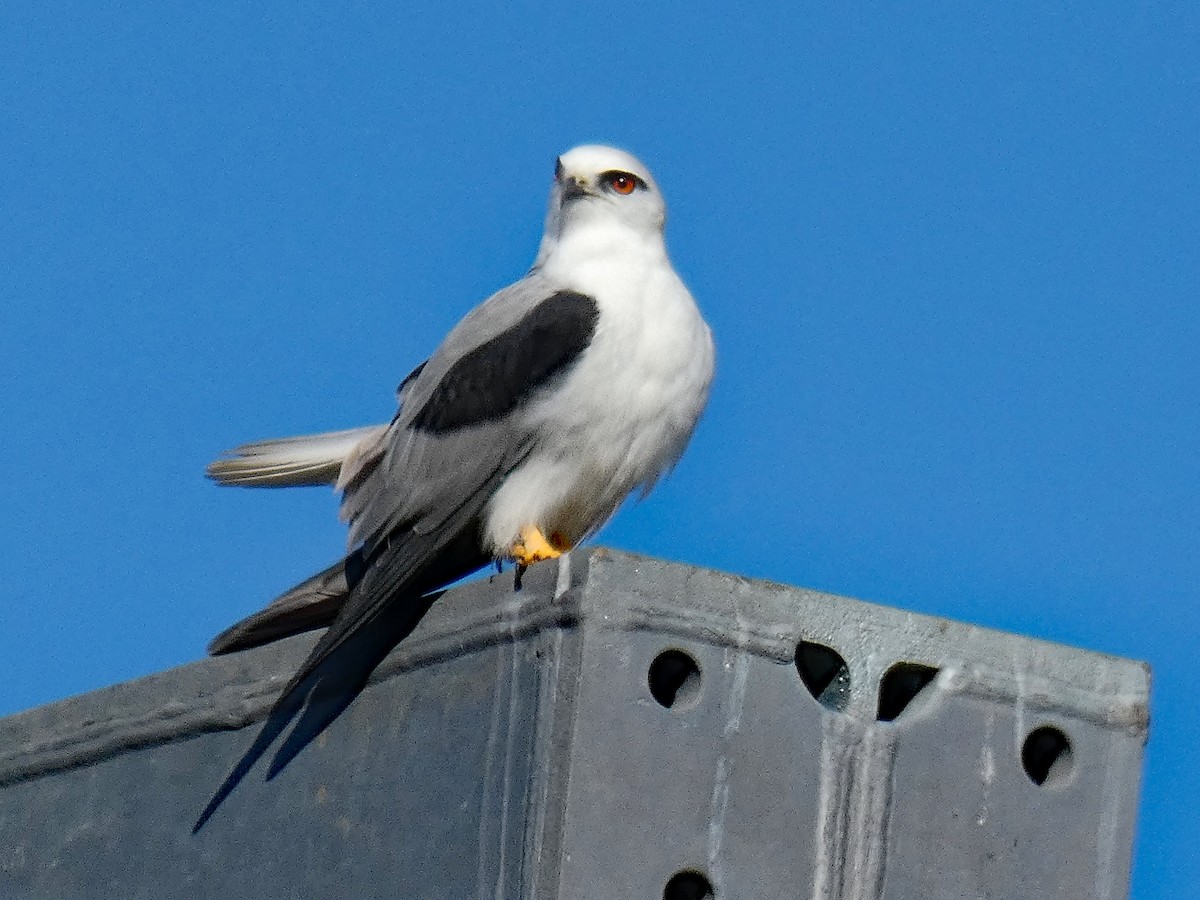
(206, 425, 386, 487)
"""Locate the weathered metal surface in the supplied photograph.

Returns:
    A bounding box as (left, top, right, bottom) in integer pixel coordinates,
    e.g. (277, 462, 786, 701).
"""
(0, 549, 1148, 899)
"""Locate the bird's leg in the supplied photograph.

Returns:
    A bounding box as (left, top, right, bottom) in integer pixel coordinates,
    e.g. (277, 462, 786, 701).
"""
(510, 526, 572, 592)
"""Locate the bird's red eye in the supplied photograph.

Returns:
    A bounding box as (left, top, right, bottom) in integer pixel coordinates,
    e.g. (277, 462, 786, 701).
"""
(606, 172, 638, 195)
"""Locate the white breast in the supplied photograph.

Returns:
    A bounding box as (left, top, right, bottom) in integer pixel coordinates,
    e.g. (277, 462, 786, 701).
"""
(481, 230, 714, 556)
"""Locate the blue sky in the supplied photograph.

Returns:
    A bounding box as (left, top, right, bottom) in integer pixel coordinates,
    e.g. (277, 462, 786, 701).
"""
(1, 4, 1195, 896)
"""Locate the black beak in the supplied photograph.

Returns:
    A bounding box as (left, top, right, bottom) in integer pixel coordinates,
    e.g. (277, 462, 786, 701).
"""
(556, 158, 590, 202)
(560, 179, 589, 201)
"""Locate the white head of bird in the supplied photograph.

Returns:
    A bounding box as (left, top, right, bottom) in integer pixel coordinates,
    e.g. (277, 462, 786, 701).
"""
(536, 145, 667, 266)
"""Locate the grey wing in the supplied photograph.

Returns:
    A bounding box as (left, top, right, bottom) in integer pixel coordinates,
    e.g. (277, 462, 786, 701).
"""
(196, 277, 600, 831)
(339, 274, 600, 555)
(270, 276, 599, 693)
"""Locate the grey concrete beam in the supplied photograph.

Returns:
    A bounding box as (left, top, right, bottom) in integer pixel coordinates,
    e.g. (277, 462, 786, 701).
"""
(0, 549, 1148, 899)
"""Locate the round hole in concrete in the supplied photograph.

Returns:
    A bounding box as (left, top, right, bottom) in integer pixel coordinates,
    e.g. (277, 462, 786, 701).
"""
(648, 649, 701, 709)
(1022, 725, 1075, 787)
(663, 869, 715, 900)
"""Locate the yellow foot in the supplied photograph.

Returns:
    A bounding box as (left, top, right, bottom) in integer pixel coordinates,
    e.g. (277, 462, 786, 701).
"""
(510, 526, 571, 567)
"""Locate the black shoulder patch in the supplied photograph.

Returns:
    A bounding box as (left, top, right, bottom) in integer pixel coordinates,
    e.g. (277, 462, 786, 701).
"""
(410, 291, 599, 434)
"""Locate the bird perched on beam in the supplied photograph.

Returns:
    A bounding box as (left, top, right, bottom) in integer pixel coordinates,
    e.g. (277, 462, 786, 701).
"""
(198, 147, 712, 823)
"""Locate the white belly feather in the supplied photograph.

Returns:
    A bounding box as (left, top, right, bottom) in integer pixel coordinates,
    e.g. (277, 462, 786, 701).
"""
(481, 248, 714, 556)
